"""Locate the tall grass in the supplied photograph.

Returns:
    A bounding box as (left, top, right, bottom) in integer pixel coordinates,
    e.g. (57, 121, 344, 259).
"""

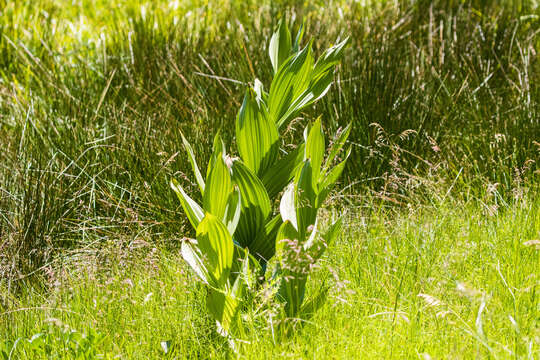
(0, 0, 538, 301)
(0, 1, 538, 357)
(1, 195, 538, 358)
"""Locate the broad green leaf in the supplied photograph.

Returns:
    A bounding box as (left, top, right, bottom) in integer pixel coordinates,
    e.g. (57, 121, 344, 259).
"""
(303, 217, 319, 251)
(253, 78, 267, 102)
(280, 92, 317, 131)
(181, 241, 211, 285)
(249, 214, 283, 263)
(295, 160, 317, 239)
(297, 38, 348, 112)
(292, 22, 304, 53)
(308, 217, 342, 262)
(272, 38, 347, 129)
(303, 70, 334, 106)
(236, 88, 279, 176)
(276, 76, 334, 128)
(280, 183, 298, 231)
(222, 187, 241, 236)
(312, 37, 348, 81)
(305, 118, 325, 185)
(231, 266, 245, 300)
(203, 152, 232, 219)
(230, 247, 255, 298)
(321, 217, 342, 248)
(207, 132, 225, 180)
(274, 219, 306, 318)
(275, 220, 300, 261)
(196, 213, 234, 287)
(230, 245, 261, 289)
(170, 178, 204, 230)
(231, 160, 272, 249)
(318, 146, 351, 206)
(207, 287, 240, 336)
(180, 131, 205, 194)
(269, 44, 314, 129)
(323, 123, 351, 173)
(281, 276, 307, 317)
(269, 19, 292, 74)
(261, 143, 305, 198)
(276, 70, 332, 126)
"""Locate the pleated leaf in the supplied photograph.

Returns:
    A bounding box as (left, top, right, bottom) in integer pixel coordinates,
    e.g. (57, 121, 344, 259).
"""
(196, 213, 234, 288)
(206, 132, 226, 180)
(207, 287, 240, 337)
(230, 160, 272, 249)
(170, 178, 204, 230)
(323, 123, 351, 174)
(292, 22, 304, 53)
(317, 217, 342, 259)
(203, 151, 232, 219)
(276, 70, 333, 128)
(301, 39, 348, 112)
(306, 217, 342, 263)
(312, 38, 348, 82)
(249, 214, 283, 263)
(261, 143, 305, 198)
(236, 88, 279, 176)
(275, 220, 300, 263)
(181, 241, 211, 285)
(280, 183, 298, 231)
(305, 118, 325, 186)
(275, 220, 306, 317)
(269, 19, 292, 74)
(281, 276, 307, 317)
(271, 38, 347, 130)
(268, 44, 314, 129)
(275, 90, 316, 129)
(294, 160, 317, 240)
(300, 287, 329, 320)
(317, 146, 351, 207)
(222, 187, 242, 236)
(180, 132, 205, 194)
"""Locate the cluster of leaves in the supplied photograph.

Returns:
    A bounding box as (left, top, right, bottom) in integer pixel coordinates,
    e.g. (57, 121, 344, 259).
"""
(170, 20, 350, 340)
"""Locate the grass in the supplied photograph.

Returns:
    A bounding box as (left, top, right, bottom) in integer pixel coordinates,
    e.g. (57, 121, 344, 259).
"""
(1, 195, 538, 358)
(0, 0, 539, 358)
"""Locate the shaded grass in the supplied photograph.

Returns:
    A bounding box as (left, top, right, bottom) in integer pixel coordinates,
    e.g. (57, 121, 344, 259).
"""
(1, 196, 538, 358)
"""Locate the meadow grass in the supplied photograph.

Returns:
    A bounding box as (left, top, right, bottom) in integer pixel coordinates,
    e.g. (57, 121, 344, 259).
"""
(1, 195, 538, 358)
(0, 0, 539, 358)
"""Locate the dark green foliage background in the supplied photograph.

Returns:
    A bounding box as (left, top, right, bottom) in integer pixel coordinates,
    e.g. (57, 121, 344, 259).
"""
(0, 0, 538, 275)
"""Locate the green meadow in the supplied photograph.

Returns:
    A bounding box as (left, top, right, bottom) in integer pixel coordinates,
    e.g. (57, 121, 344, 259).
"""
(0, 0, 538, 358)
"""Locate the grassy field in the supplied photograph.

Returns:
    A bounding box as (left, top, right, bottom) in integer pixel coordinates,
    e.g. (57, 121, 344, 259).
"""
(1, 0, 539, 358)
(2, 197, 539, 358)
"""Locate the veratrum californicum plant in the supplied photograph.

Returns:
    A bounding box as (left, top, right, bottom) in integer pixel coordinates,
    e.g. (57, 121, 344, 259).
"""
(170, 20, 350, 340)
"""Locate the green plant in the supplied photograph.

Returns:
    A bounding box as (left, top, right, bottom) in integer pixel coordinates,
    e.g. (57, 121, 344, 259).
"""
(170, 20, 349, 339)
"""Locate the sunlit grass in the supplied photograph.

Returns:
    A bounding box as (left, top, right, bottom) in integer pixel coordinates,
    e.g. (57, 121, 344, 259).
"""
(0, 0, 539, 357)
(1, 196, 538, 358)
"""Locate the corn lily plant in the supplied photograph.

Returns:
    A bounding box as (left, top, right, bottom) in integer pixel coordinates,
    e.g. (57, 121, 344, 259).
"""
(170, 20, 350, 339)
